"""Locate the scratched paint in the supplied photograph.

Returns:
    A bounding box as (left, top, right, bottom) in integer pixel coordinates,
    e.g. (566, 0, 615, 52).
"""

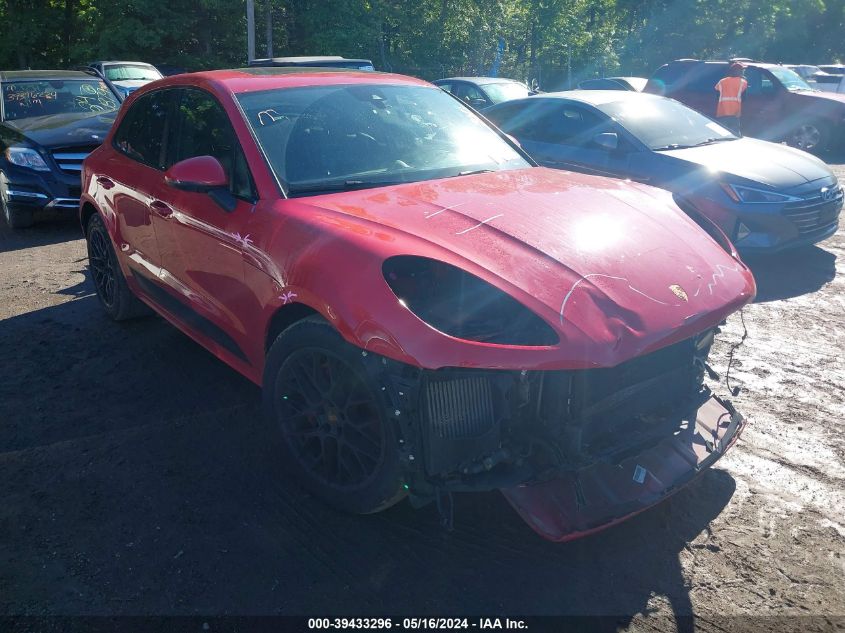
(455, 213, 504, 235)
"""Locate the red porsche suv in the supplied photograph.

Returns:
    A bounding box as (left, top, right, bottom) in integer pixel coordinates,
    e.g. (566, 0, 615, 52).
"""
(80, 68, 755, 541)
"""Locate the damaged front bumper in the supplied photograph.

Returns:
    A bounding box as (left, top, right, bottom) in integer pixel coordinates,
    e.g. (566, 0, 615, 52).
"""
(501, 395, 744, 541)
(375, 328, 746, 540)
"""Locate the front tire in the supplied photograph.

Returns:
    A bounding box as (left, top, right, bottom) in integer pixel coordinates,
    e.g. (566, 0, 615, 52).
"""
(86, 213, 150, 321)
(263, 317, 406, 514)
(1, 174, 34, 229)
(788, 120, 831, 154)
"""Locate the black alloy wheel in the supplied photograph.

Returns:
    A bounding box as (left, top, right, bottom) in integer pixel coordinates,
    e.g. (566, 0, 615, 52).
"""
(264, 317, 406, 514)
(88, 224, 117, 308)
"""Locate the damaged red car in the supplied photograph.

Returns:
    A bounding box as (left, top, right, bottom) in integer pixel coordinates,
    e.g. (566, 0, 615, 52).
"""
(80, 68, 756, 541)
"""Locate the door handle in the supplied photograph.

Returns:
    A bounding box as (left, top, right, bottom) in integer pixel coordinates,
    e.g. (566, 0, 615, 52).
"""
(149, 200, 173, 218)
(96, 176, 115, 190)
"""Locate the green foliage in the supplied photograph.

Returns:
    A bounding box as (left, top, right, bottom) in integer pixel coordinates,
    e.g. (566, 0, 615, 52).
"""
(0, 0, 843, 88)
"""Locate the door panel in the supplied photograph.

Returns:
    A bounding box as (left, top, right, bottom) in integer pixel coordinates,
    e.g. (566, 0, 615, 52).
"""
(517, 102, 629, 178)
(741, 68, 785, 139)
(105, 89, 176, 284)
(153, 87, 260, 367)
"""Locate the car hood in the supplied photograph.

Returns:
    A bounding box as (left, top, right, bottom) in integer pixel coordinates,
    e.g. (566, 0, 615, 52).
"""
(793, 88, 845, 106)
(297, 168, 755, 367)
(6, 110, 116, 148)
(661, 137, 832, 188)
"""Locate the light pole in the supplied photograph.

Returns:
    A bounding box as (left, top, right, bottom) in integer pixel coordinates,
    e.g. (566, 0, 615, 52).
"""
(247, 0, 256, 62)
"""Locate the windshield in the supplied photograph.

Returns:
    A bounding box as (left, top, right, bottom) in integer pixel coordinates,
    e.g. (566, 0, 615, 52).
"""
(237, 84, 528, 195)
(769, 67, 813, 91)
(600, 97, 738, 150)
(104, 64, 162, 82)
(483, 81, 531, 104)
(2, 80, 120, 121)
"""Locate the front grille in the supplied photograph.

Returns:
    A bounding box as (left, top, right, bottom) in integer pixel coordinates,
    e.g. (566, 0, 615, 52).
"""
(50, 145, 98, 175)
(783, 189, 843, 235)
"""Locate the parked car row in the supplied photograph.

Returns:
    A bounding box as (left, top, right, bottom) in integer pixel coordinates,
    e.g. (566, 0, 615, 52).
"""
(1, 55, 841, 541)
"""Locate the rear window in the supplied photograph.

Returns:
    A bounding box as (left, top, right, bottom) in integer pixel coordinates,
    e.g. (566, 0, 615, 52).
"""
(104, 64, 162, 82)
(2, 79, 119, 121)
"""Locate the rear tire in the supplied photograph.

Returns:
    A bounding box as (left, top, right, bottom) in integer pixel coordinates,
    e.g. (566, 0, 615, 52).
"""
(263, 317, 406, 514)
(788, 120, 831, 154)
(85, 213, 150, 321)
(1, 175, 34, 229)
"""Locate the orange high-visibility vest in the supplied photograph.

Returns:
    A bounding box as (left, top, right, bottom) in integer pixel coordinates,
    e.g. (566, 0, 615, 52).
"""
(715, 77, 748, 117)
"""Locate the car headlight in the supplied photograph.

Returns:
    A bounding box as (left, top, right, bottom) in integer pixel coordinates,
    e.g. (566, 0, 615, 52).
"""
(5, 147, 50, 172)
(382, 255, 558, 346)
(720, 183, 801, 204)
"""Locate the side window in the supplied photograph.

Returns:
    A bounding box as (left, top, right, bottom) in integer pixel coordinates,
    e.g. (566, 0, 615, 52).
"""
(437, 83, 453, 94)
(172, 89, 255, 199)
(547, 107, 607, 146)
(745, 68, 776, 95)
(689, 66, 726, 93)
(113, 90, 174, 169)
(512, 104, 606, 146)
(650, 64, 687, 94)
(451, 83, 487, 106)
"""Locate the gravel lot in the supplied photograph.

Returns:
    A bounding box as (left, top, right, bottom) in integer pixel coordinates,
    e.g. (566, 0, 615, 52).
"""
(1, 162, 843, 631)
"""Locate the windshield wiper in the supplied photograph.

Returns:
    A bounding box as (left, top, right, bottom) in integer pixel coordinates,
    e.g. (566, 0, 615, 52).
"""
(692, 137, 738, 146)
(654, 137, 736, 151)
(287, 179, 405, 196)
(652, 143, 697, 151)
(456, 169, 495, 177)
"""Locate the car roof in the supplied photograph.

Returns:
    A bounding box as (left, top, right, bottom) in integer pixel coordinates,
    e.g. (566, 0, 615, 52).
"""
(0, 69, 99, 81)
(665, 59, 782, 70)
(518, 89, 666, 107)
(250, 56, 371, 63)
(436, 76, 523, 86)
(91, 61, 158, 66)
(130, 67, 430, 96)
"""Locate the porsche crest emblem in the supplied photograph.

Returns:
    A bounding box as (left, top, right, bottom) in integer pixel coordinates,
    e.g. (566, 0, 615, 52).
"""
(669, 284, 688, 302)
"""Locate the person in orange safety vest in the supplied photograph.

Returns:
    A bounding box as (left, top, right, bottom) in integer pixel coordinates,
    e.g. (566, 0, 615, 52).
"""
(714, 63, 748, 135)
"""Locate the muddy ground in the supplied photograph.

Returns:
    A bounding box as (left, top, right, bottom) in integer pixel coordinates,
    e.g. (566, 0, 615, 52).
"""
(0, 163, 843, 632)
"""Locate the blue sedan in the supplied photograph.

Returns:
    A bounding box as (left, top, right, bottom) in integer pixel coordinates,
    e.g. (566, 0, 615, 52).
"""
(485, 91, 843, 253)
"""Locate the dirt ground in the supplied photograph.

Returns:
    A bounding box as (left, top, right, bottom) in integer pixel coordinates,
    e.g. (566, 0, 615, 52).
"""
(1, 163, 844, 632)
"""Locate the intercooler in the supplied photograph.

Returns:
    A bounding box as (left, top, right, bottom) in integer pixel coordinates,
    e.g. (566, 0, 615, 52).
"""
(418, 335, 705, 478)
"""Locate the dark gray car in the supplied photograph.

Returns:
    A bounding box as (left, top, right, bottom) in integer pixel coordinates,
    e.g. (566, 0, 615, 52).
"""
(485, 90, 842, 253)
(433, 77, 532, 110)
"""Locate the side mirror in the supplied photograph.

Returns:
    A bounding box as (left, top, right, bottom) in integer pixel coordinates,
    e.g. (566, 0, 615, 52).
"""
(165, 155, 228, 193)
(593, 132, 619, 151)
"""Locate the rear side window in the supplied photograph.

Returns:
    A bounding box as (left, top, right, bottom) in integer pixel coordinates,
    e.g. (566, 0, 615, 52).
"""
(649, 64, 687, 93)
(113, 89, 174, 169)
(686, 65, 726, 92)
(172, 88, 255, 200)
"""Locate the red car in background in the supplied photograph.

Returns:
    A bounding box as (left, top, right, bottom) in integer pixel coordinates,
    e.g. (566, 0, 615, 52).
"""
(80, 68, 755, 541)
(646, 59, 845, 153)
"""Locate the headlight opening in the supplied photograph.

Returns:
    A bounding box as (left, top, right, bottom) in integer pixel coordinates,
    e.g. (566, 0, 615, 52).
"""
(382, 256, 559, 346)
